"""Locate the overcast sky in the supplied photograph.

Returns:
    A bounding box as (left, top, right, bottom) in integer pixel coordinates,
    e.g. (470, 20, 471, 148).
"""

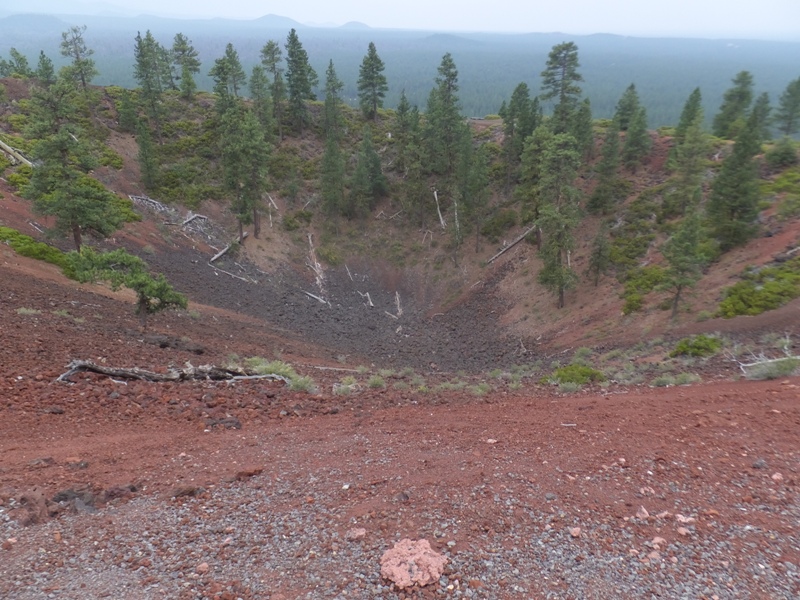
(104, 0, 800, 39)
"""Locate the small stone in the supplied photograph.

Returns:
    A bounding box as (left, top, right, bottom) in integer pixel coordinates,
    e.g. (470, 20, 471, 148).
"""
(772, 472, 784, 482)
(677, 527, 690, 536)
(345, 528, 366, 542)
(569, 527, 581, 538)
(195, 562, 209, 574)
(652, 536, 667, 548)
(636, 506, 650, 520)
(53, 531, 62, 543)
(545, 493, 557, 501)
(752, 458, 768, 469)
(380, 539, 447, 590)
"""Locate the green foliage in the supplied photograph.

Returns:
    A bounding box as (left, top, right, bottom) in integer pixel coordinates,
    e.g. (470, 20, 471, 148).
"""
(6, 165, 32, 191)
(621, 265, 666, 314)
(717, 258, 800, 317)
(712, 71, 754, 139)
(98, 146, 124, 169)
(765, 138, 798, 169)
(69, 247, 187, 327)
(357, 42, 388, 120)
(367, 375, 386, 389)
(550, 364, 606, 385)
(744, 358, 800, 380)
(15, 307, 41, 316)
(0, 226, 71, 273)
(317, 246, 342, 266)
(481, 209, 517, 242)
(669, 334, 722, 357)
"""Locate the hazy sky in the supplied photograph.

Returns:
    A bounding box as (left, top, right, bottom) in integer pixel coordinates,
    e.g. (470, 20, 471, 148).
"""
(110, 0, 799, 39)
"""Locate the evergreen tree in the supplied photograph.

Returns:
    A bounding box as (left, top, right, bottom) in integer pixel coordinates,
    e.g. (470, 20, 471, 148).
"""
(660, 212, 707, 318)
(664, 108, 709, 217)
(219, 104, 271, 240)
(24, 74, 125, 251)
(774, 77, 800, 136)
(323, 60, 345, 140)
(614, 83, 641, 131)
(536, 133, 581, 308)
(347, 126, 387, 218)
(424, 53, 465, 175)
(455, 129, 490, 252)
(539, 42, 583, 135)
(284, 28, 318, 133)
(749, 92, 772, 144)
(499, 82, 538, 189)
(707, 109, 762, 250)
(0, 48, 33, 78)
(674, 87, 703, 146)
(172, 33, 201, 101)
(117, 89, 137, 133)
(248, 65, 274, 141)
(712, 70, 754, 139)
(622, 106, 651, 171)
(320, 136, 346, 217)
(209, 43, 247, 101)
(357, 42, 388, 120)
(393, 90, 419, 174)
(571, 97, 594, 159)
(587, 120, 622, 215)
(260, 40, 286, 140)
(136, 118, 158, 191)
(34, 51, 56, 87)
(585, 222, 611, 286)
(133, 30, 170, 141)
(60, 25, 97, 92)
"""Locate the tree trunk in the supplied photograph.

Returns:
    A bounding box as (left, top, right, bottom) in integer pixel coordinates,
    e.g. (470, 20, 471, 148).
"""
(253, 207, 260, 239)
(238, 220, 245, 244)
(71, 223, 82, 252)
(671, 284, 683, 319)
(137, 297, 148, 331)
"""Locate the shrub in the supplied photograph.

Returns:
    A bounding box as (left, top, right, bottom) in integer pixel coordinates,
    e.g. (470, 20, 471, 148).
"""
(717, 258, 800, 317)
(674, 372, 702, 385)
(481, 209, 517, 243)
(367, 375, 386, 389)
(550, 364, 606, 385)
(15, 307, 41, 315)
(669, 334, 722, 358)
(0, 226, 71, 272)
(765, 138, 798, 170)
(621, 266, 666, 314)
(744, 358, 800, 380)
(317, 245, 341, 266)
(651, 374, 675, 387)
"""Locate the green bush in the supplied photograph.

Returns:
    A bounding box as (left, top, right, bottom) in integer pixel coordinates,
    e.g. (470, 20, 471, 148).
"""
(669, 334, 722, 358)
(717, 258, 800, 317)
(765, 138, 798, 170)
(317, 245, 341, 266)
(6, 165, 32, 191)
(98, 146, 124, 169)
(744, 358, 800, 380)
(481, 209, 517, 243)
(0, 226, 71, 273)
(550, 364, 606, 385)
(621, 265, 666, 314)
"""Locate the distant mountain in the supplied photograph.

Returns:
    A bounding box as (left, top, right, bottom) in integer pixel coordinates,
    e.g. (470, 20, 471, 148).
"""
(0, 13, 70, 35)
(340, 21, 370, 30)
(252, 14, 305, 29)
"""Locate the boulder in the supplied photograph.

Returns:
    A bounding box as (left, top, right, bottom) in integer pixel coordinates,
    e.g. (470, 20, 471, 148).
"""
(380, 538, 447, 589)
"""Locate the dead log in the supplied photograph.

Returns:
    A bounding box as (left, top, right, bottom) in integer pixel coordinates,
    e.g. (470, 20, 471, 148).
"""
(210, 232, 248, 263)
(487, 225, 537, 264)
(0, 139, 32, 167)
(56, 359, 290, 384)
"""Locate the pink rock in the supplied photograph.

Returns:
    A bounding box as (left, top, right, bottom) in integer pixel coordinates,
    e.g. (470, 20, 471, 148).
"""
(195, 562, 209, 574)
(345, 527, 367, 541)
(652, 536, 667, 548)
(380, 539, 447, 589)
(677, 527, 691, 536)
(772, 472, 784, 482)
(636, 506, 650, 520)
(569, 527, 581, 538)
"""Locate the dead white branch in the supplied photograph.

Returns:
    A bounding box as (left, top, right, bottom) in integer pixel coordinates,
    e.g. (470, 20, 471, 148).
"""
(56, 359, 290, 384)
(210, 232, 248, 263)
(207, 263, 253, 283)
(182, 213, 208, 227)
(303, 291, 328, 304)
(266, 194, 279, 210)
(0, 139, 32, 167)
(487, 225, 537, 264)
(345, 264, 353, 281)
(306, 233, 325, 295)
(433, 189, 446, 229)
(384, 311, 399, 320)
(395, 292, 403, 317)
(357, 291, 374, 307)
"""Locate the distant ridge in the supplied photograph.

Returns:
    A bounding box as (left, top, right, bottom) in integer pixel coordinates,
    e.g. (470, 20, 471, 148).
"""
(340, 21, 370, 30)
(253, 13, 305, 29)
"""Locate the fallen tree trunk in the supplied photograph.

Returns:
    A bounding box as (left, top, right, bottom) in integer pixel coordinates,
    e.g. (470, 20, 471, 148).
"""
(56, 359, 290, 384)
(210, 232, 248, 263)
(487, 225, 537, 264)
(0, 139, 32, 167)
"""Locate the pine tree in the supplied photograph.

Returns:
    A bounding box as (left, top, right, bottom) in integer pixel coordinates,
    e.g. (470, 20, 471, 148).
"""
(172, 33, 201, 101)
(455, 129, 490, 251)
(323, 60, 344, 140)
(0, 48, 33, 78)
(660, 212, 707, 318)
(540, 42, 584, 135)
(320, 136, 346, 217)
(34, 51, 56, 87)
(774, 77, 800, 136)
(571, 97, 594, 160)
(24, 73, 125, 251)
(536, 133, 581, 308)
(588, 120, 622, 215)
(674, 88, 703, 146)
(284, 28, 318, 133)
(219, 104, 270, 240)
(393, 90, 419, 174)
(622, 106, 651, 171)
(707, 109, 762, 250)
(136, 118, 158, 190)
(500, 82, 537, 189)
(209, 43, 247, 101)
(260, 40, 286, 140)
(133, 31, 170, 141)
(60, 25, 97, 92)
(424, 53, 465, 175)
(663, 108, 708, 217)
(248, 65, 274, 141)
(614, 84, 641, 131)
(749, 92, 772, 144)
(118, 89, 137, 133)
(585, 222, 611, 286)
(712, 71, 754, 139)
(357, 42, 388, 121)
(347, 126, 387, 218)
